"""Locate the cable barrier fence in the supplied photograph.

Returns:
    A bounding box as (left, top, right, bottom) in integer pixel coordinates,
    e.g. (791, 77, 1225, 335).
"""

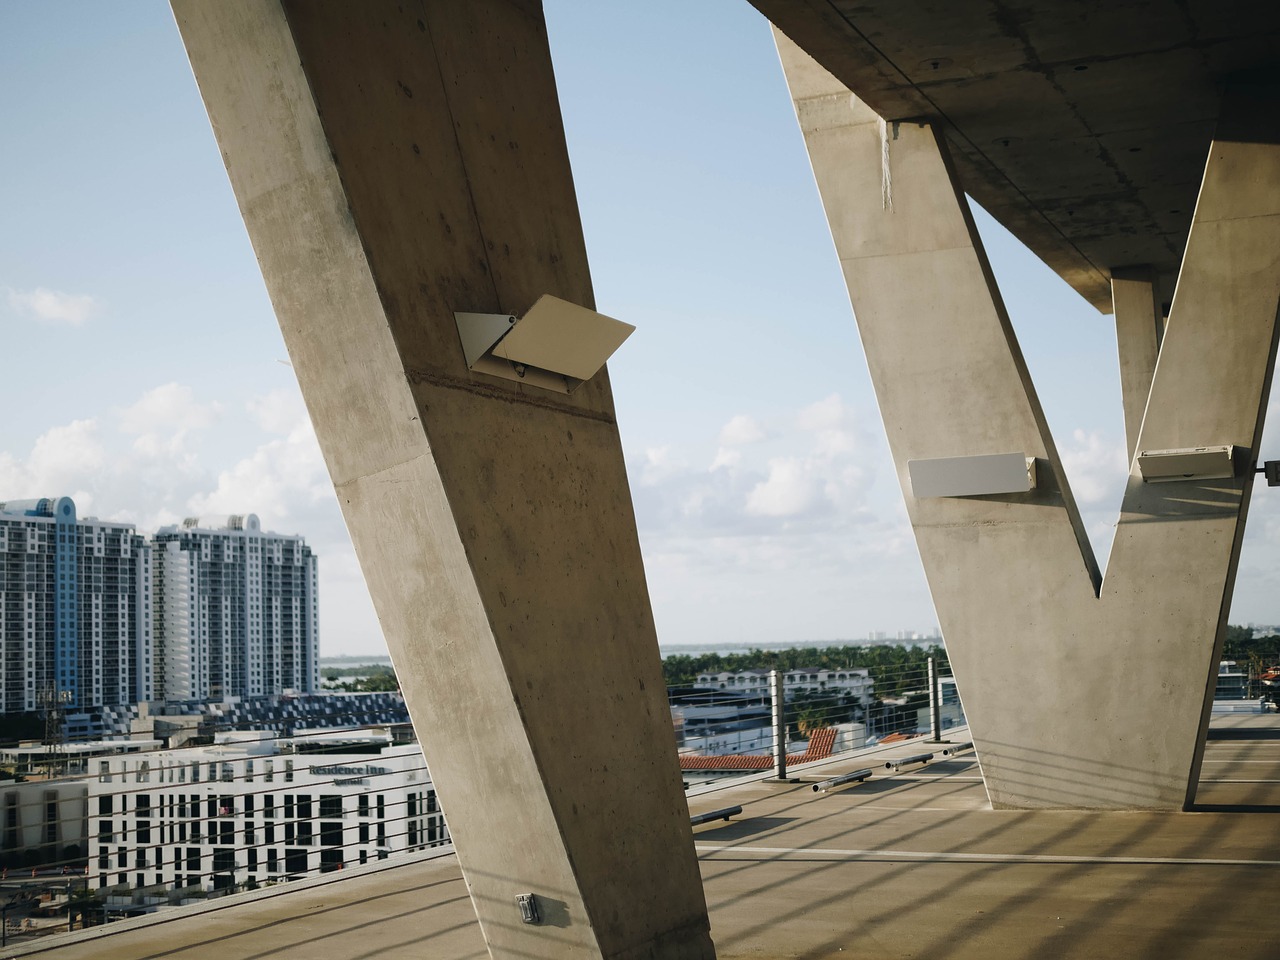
(0, 724, 451, 944)
(668, 654, 962, 786)
(0, 651, 962, 943)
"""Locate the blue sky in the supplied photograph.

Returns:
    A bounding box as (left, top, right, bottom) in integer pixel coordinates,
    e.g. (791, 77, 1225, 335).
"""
(2, 1, 1277, 655)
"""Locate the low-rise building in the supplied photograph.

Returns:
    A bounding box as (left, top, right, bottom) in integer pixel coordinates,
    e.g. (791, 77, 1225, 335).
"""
(87, 730, 447, 893)
(695, 667, 874, 704)
(0, 776, 88, 867)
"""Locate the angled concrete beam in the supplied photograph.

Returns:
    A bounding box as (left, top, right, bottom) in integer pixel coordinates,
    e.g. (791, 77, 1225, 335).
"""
(1111, 267, 1165, 463)
(172, 3, 714, 958)
(777, 29, 1280, 809)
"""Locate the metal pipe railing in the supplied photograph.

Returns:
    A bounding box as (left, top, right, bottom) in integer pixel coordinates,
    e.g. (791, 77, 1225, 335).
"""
(811, 768, 873, 793)
(884, 752, 934, 772)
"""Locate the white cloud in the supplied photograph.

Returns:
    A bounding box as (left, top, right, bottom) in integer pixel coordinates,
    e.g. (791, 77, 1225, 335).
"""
(248, 387, 309, 436)
(797, 393, 858, 459)
(188, 414, 329, 523)
(118, 383, 222, 461)
(718, 414, 764, 447)
(1059, 428, 1127, 506)
(0, 419, 105, 501)
(7, 286, 98, 325)
(633, 396, 879, 543)
(745, 457, 818, 517)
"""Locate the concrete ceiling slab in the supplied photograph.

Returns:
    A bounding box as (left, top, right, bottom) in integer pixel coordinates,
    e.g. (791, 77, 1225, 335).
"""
(751, 0, 1280, 313)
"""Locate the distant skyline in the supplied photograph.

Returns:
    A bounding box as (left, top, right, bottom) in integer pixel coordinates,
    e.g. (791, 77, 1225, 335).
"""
(3, 2, 1278, 657)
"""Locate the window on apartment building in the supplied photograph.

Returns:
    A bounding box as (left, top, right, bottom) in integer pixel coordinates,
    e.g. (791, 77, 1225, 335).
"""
(247, 848, 258, 872)
(358, 822, 369, 844)
(98, 761, 111, 783)
(285, 848, 307, 874)
(98, 820, 114, 843)
(320, 822, 342, 847)
(357, 795, 369, 818)
(98, 795, 112, 816)
(43, 800, 57, 845)
(319, 795, 342, 818)
(213, 848, 235, 873)
(186, 848, 201, 872)
(296, 822, 313, 846)
(267, 849, 279, 873)
(284, 759, 294, 783)
(137, 761, 150, 783)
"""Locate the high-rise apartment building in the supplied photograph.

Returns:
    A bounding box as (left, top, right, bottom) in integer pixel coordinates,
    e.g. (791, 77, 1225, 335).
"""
(152, 515, 318, 701)
(0, 498, 152, 714)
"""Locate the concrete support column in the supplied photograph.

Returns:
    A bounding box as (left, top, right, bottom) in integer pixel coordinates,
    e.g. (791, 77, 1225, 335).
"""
(173, 3, 714, 958)
(1111, 267, 1165, 462)
(777, 30, 1280, 809)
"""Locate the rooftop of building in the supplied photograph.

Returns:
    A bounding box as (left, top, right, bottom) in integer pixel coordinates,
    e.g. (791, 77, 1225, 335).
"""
(15, 710, 1280, 960)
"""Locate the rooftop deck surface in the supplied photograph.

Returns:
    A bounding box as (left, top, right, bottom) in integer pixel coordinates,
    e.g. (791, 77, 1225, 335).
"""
(15, 713, 1280, 960)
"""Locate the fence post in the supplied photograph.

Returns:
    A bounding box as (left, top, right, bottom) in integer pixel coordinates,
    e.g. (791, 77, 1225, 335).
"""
(928, 657, 942, 741)
(770, 669, 787, 780)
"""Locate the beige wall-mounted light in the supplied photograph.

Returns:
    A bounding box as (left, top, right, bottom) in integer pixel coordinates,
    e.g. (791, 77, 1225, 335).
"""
(1136, 446, 1235, 482)
(907, 453, 1037, 498)
(455, 295, 634, 394)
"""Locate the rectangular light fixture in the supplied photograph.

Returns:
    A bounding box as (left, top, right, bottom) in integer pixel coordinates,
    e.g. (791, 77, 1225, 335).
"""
(455, 295, 634, 394)
(908, 453, 1036, 499)
(1136, 445, 1235, 482)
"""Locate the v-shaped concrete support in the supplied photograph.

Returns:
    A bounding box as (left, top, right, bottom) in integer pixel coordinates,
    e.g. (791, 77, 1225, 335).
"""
(778, 31, 1280, 809)
(173, 3, 714, 957)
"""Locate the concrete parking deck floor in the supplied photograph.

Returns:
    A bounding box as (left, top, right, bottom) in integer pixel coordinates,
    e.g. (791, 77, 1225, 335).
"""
(15, 713, 1280, 960)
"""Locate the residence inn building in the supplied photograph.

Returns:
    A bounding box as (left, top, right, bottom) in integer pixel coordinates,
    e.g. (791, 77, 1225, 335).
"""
(88, 731, 447, 893)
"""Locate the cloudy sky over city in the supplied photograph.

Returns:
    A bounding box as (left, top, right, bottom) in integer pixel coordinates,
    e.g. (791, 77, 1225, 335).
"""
(3, 1, 1278, 656)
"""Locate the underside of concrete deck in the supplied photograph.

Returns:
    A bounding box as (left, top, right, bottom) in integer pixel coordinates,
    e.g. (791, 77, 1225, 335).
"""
(21, 713, 1280, 960)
